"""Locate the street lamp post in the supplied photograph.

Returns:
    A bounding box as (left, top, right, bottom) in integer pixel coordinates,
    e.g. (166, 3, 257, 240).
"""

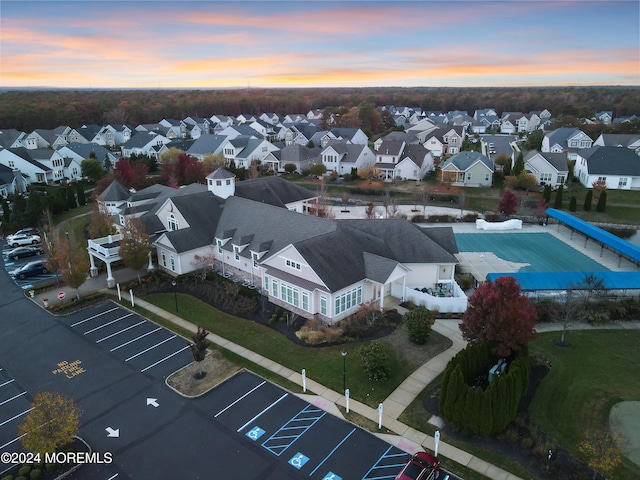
(172, 280, 178, 312)
(341, 349, 347, 393)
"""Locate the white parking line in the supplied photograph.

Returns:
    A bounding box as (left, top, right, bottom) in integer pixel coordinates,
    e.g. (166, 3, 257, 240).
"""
(124, 336, 176, 362)
(237, 393, 288, 432)
(0, 408, 32, 428)
(110, 327, 161, 352)
(0, 392, 26, 406)
(140, 345, 190, 372)
(96, 320, 146, 343)
(107, 474, 119, 480)
(214, 381, 267, 418)
(0, 379, 14, 388)
(0, 433, 26, 450)
(71, 307, 119, 327)
(83, 313, 133, 335)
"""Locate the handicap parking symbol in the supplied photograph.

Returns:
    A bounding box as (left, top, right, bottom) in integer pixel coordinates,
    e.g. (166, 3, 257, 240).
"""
(322, 472, 342, 480)
(245, 426, 266, 441)
(288, 452, 310, 469)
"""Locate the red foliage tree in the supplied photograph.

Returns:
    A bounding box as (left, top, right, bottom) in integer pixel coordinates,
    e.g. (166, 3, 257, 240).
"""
(498, 189, 519, 216)
(459, 276, 538, 358)
(113, 159, 136, 188)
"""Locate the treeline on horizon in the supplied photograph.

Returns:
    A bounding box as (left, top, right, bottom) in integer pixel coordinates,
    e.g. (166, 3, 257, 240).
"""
(1, 86, 640, 132)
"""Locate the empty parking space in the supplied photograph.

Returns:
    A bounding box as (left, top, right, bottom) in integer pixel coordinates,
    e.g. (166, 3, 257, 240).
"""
(63, 303, 193, 380)
(0, 367, 33, 474)
(208, 371, 412, 480)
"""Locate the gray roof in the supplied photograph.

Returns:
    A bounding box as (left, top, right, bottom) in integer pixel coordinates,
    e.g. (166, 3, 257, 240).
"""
(546, 127, 583, 147)
(580, 146, 640, 176)
(0, 129, 25, 148)
(441, 151, 493, 172)
(122, 131, 160, 148)
(598, 134, 640, 147)
(377, 140, 405, 156)
(524, 151, 568, 172)
(276, 144, 321, 164)
(187, 134, 228, 156)
(99, 181, 130, 202)
(234, 176, 316, 207)
(207, 167, 235, 180)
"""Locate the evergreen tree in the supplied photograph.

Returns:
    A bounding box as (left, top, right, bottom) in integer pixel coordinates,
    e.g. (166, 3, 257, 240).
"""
(553, 184, 564, 209)
(569, 196, 577, 212)
(543, 184, 552, 203)
(502, 158, 512, 176)
(596, 190, 607, 212)
(512, 151, 524, 176)
(583, 189, 593, 211)
(479, 390, 493, 436)
(66, 186, 77, 210)
(76, 182, 86, 206)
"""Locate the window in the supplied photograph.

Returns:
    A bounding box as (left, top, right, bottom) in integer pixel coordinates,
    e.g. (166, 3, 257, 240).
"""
(170, 256, 175, 271)
(272, 279, 278, 297)
(540, 173, 552, 183)
(162, 253, 166, 267)
(216, 180, 222, 186)
(557, 175, 566, 184)
(320, 296, 327, 316)
(252, 252, 259, 268)
(216, 239, 223, 254)
(598, 176, 607, 183)
(302, 292, 309, 312)
(263, 275, 270, 294)
(279, 282, 300, 308)
(226, 179, 231, 185)
(485, 173, 490, 182)
(167, 214, 178, 231)
(334, 286, 362, 316)
(466, 172, 472, 181)
(233, 246, 240, 261)
(619, 177, 628, 188)
(285, 258, 301, 270)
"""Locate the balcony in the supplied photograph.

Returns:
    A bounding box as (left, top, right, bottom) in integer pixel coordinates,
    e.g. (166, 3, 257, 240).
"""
(88, 234, 123, 261)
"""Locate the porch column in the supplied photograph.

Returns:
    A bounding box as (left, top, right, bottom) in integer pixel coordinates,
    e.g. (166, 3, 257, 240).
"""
(105, 261, 115, 288)
(147, 251, 155, 272)
(379, 283, 386, 310)
(401, 275, 407, 302)
(89, 252, 99, 278)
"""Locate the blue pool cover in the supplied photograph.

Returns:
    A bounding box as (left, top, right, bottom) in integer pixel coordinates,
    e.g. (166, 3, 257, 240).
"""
(487, 271, 640, 291)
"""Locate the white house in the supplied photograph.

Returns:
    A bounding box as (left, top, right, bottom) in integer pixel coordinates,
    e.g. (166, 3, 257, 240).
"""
(593, 133, 640, 156)
(121, 132, 171, 160)
(375, 140, 433, 181)
(523, 151, 568, 187)
(574, 146, 640, 190)
(542, 128, 593, 161)
(319, 140, 375, 176)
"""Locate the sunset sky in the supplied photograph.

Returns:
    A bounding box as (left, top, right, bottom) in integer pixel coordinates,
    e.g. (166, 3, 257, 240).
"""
(1, 0, 639, 89)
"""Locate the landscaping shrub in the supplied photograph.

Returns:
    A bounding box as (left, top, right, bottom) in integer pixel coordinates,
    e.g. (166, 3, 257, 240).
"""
(322, 326, 344, 343)
(410, 214, 426, 223)
(296, 328, 326, 345)
(1, 475, 14, 480)
(358, 340, 390, 380)
(29, 470, 42, 480)
(16, 467, 30, 478)
(404, 306, 435, 344)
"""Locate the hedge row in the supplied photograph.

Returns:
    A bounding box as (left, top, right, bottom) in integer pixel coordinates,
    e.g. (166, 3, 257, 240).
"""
(439, 343, 530, 436)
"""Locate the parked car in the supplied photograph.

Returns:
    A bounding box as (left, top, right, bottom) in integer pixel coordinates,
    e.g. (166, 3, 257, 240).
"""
(395, 452, 441, 480)
(5, 246, 44, 260)
(11, 260, 49, 280)
(7, 234, 41, 248)
(6, 227, 39, 240)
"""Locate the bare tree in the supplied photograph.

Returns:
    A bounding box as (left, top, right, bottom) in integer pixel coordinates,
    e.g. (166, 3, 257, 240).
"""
(550, 290, 581, 346)
(190, 252, 217, 281)
(364, 202, 377, 219)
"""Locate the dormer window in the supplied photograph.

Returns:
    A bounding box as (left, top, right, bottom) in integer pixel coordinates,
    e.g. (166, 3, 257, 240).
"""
(167, 213, 179, 231)
(216, 239, 223, 254)
(252, 252, 259, 268)
(234, 246, 240, 261)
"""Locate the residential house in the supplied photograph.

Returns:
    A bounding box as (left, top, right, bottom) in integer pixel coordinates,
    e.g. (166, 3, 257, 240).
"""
(0, 147, 50, 184)
(329, 128, 369, 145)
(593, 133, 640, 155)
(440, 151, 494, 187)
(56, 143, 118, 171)
(319, 140, 375, 176)
(0, 129, 27, 149)
(541, 127, 593, 161)
(593, 111, 613, 125)
(574, 146, 640, 190)
(186, 134, 228, 161)
(121, 132, 171, 160)
(158, 119, 185, 139)
(22, 129, 67, 150)
(523, 151, 568, 187)
(262, 144, 321, 174)
(375, 140, 433, 181)
(184, 117, 212, 136)
(220, 136, 279, 169)
(259, 113, 282, 125)
(306, 109, 323, 120)
(0, 164, 28, 198)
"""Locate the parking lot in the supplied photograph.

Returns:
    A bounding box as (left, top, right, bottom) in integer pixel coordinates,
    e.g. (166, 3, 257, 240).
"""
(1, 243, 57, 290)
(1, 293, 442, 480)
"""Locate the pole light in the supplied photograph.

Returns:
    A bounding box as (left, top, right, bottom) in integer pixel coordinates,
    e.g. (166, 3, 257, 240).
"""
(341, 349, 347, 393)
(172, 280, 178, 312)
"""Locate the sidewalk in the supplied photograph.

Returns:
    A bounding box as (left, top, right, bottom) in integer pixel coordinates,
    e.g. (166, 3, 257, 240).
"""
(100, 291, 524, 480)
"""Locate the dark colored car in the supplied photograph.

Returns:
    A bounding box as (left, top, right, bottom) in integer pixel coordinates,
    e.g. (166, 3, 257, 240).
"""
(5, 246, 44, 261)
(395, 452, 441, 480)
(11, 260, 49, 280)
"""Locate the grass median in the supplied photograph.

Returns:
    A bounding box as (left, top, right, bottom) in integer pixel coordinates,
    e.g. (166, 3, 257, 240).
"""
(141, 292, 415, 407)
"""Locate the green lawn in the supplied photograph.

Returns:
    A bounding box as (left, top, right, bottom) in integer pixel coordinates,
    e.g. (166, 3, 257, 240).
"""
(143, 293, 415, 407)
(529, 330, 640, 479)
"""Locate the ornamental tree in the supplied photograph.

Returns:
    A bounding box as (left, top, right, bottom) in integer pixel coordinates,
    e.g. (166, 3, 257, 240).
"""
(118, 216, 152, 283)
(498, 189, 518, 216)
(459, 276, 538, 358)
(20, 392, 80, 454)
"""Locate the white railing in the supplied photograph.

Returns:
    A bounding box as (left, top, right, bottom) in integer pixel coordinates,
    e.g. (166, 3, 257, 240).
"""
(404, 280, 468, 313)
(88, 234, 123, 258)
